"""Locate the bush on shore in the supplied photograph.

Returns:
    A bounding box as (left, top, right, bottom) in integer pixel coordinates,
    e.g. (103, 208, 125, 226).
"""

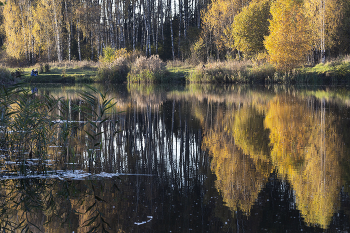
(127, 55, 167, 83)
(97, 48, 130, 83)
(0, 66, 17, 85)
(186, 56, 350, 84)
(187, 60, 276, 84)
(97, 56, 129, 83)
(97, 48, 147, 83)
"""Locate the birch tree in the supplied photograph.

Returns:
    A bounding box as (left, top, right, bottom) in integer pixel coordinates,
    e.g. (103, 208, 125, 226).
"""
(201, 0, 246, 59)
(264, 0, 311, 71)
(231, 0, 270, 55)
(3, 0, 24, 59)
(304, 0, 345, 63)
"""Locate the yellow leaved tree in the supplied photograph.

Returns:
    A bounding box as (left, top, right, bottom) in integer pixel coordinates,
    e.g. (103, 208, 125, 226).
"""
(3, 0, 25, 59)
(201, 0, 251, 58)
(264, 0, 311, 71)
(231, 0, 271, 55)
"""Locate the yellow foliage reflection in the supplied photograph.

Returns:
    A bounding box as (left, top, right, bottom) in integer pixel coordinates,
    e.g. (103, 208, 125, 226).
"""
(201, 95, 345, 229)
(265, 96, 342, 229)
(202, 105, 272, 216)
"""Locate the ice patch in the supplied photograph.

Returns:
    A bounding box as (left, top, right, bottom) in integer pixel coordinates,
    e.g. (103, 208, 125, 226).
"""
(0, 170, 153, 181)
(134, 216, 153, 225)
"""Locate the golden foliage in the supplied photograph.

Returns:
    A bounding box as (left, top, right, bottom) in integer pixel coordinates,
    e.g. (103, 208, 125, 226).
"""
(3, 0, 26, 59)
(201, 0, 250, 54)
(202, 105, 272, 216)
(265, 96, 343, 228)
(231, 0, 270, 54)
(304, 0, 346, 50)
(196, 93, 346, 229)
(264, 0, 311, 71)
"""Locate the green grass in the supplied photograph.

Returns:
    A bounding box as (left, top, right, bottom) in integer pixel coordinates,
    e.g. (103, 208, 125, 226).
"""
(15, 61, 191, 84)
(293, 60, 350, 84)
(166, 66, 194, 82)
(18, 62, 98, 83)
(186, 59, 350, 84)
(8, 57, 350, 85)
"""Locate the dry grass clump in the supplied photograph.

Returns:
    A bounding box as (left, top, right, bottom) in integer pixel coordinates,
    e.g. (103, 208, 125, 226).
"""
(187, 60, 276, 84)
(187, 60, 251, 83)
(166, 59, 193, 69)
(127, 55, 167, 83)
(49, 60, 98, 69)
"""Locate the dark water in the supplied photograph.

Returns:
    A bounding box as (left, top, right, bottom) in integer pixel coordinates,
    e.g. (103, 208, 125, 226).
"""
(1, 83, 350, 232)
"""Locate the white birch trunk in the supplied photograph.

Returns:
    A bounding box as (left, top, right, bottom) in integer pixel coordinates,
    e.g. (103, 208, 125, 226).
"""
(320, 0, 326, 63)
(78, 28, 82, 61)
(133, 0, 136, 51)
(179, 0, 183, 58)
(52, 0, 62, 62)
(169, 0, 175, 60)
(184, 0, 188, 38)
(156, 0, 159, 53)
(91, 32, 94, 60)
(68, 23, 72, 61)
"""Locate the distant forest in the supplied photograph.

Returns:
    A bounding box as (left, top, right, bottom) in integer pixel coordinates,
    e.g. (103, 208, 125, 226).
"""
(1, 0, 350, 66)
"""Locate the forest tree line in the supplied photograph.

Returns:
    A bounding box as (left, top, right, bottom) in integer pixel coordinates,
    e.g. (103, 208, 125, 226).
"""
(1, 0, 350, 69)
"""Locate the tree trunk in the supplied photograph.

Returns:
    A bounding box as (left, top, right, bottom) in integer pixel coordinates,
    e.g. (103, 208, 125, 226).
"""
(156, 2, 159, 54)
(133, 0, 136, 51)
(48, 38, 51, 61)
(68, 23, 72, 61)
(91, 31, 94, 60)
(179, 0, 183, 58)
(169, 0, 175, 60)
(52, 0, 62, 62)
(184, 0, 188, 38)
(320, 0, 326, 63)
(78, 28, 82, 61)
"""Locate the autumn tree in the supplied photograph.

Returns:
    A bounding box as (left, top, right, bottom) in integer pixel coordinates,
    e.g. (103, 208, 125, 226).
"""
(304, 0, 348, 63)
(264, 0, 311, 71)
(201, 0, 249, 60)
(231, 0, 270, 55)
(3, 0, 25, 59)
(0, 1, 5, 48)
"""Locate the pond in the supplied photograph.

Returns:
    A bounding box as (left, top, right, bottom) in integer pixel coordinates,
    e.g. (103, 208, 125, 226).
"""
(1, 83, 350, 232)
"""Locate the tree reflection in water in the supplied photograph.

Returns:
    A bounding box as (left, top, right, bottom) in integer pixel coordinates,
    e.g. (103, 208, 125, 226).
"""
(201, 91, 349, 230)
(0, 84, 350, 232)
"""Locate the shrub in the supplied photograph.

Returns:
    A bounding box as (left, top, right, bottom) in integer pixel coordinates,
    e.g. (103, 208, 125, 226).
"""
(186, 60, 280, 84)
(127, 55, 166, 83)
(248, 63, 276, 83)
(97, 56, 129, 83)
(187, 61, 251, 83)
(39, 64, 44, 73)
(97, 48, 141, 83)
(100, 46, 116, 63)
(44, 64, 50, 72)
(0, 66, 15, 85)
(189, 37, 206, 64)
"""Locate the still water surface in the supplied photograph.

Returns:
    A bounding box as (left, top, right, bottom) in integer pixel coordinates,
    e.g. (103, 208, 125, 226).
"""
(1, 84, 350, 232)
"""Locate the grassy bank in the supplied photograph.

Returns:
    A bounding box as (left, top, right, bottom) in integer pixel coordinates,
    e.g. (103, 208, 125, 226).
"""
(187, 56, 350, 85)
(14, 61, 98, 83)
(3, 56, 350, 85)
